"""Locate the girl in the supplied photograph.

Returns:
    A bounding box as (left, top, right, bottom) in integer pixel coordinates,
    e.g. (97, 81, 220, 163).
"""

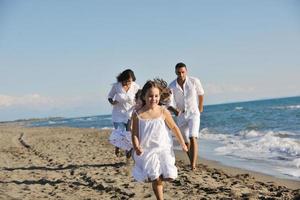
(131, 80, 188, 200)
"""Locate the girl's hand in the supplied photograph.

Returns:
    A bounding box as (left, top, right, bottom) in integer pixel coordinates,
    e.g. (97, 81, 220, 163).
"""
(135, 146, 143, 155)
(182, 144, 188, 152)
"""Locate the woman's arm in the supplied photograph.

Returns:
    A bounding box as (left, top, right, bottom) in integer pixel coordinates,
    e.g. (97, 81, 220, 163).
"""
(164, 109, 188, 152)
(131, 112, 143, 155)
(108, 98, 118, 105)
(107, 84, 119, 105)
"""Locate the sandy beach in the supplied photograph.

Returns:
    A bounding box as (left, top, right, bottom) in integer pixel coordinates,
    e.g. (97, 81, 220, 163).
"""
(0, 123, 299, 200)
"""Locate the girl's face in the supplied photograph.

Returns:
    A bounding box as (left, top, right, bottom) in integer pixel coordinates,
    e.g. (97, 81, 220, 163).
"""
(145, 87, 160, 108)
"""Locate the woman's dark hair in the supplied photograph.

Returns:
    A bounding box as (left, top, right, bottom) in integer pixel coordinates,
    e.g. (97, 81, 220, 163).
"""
(140, 78, 171, 106)
(117, 69, 136, 82)
(135, 89, 142, 101)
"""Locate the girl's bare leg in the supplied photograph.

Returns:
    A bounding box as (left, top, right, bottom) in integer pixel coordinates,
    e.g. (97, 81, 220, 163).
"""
(152, 177, 163, 200)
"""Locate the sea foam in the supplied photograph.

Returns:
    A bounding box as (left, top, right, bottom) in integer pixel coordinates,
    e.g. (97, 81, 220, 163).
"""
(200, 129, 300, 168)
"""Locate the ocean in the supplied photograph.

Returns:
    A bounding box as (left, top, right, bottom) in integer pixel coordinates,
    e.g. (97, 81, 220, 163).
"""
(30, 96, 300, 181)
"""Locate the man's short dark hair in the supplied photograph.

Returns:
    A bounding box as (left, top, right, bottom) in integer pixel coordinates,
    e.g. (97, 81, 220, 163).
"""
(175, 62, 187, 70)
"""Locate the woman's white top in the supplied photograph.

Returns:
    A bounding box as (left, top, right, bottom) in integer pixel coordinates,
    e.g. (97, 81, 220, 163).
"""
(108, 82, 140, 123)
(132, 109, 177, 182)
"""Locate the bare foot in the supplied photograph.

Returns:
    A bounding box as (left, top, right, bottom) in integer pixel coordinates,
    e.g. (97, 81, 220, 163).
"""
(191, 165, 196, 171)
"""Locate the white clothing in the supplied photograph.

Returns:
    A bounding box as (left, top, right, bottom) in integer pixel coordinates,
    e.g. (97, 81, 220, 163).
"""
(169, 76, 204, 141)
(109, 129, 132, 151)
(177, 114, 200, 142)
(132, 110, 177, 182)
(169, 76, 204, 119)
(108, 82, 140, 123)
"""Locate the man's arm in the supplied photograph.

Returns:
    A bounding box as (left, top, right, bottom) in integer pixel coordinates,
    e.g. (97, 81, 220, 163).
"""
(166, 89, 181, 116)
(198, 95, 204, 112)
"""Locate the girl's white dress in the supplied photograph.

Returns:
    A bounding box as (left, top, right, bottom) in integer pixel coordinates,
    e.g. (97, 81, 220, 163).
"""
(132, 111, 177, 182)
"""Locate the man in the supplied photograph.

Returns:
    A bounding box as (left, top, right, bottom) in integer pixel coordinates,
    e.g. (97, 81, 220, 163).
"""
(168, 62, 204, 171)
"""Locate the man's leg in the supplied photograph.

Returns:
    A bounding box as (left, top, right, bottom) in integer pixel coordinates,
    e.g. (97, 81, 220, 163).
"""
(189, 137, 198, 170)
(178, 124, 191, 163)
(188, 116, 200, 170)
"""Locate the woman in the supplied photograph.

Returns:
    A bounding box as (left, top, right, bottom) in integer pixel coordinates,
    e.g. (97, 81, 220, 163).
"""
(108, 69, 140, 156)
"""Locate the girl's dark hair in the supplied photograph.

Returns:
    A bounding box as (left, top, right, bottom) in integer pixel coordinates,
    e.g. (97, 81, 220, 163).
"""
(117, 69, 136, 82)
(141, 81, 157, 106)
(140, 78, 171, 106)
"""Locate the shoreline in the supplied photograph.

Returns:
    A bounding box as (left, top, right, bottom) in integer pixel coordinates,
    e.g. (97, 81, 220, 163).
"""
(175, 150, 300, 190)
(0, 124, 299, 199)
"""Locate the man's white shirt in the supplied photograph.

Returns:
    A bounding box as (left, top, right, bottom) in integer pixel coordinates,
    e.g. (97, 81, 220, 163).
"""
(169, 76, 204, 118)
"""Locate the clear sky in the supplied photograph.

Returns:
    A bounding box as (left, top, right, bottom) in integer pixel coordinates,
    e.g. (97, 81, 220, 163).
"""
(1, 0, 300, 121)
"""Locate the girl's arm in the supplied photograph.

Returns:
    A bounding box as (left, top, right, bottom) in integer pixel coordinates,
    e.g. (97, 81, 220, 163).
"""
(131, 112, 143, 155)
(164, 109, 188, 152)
